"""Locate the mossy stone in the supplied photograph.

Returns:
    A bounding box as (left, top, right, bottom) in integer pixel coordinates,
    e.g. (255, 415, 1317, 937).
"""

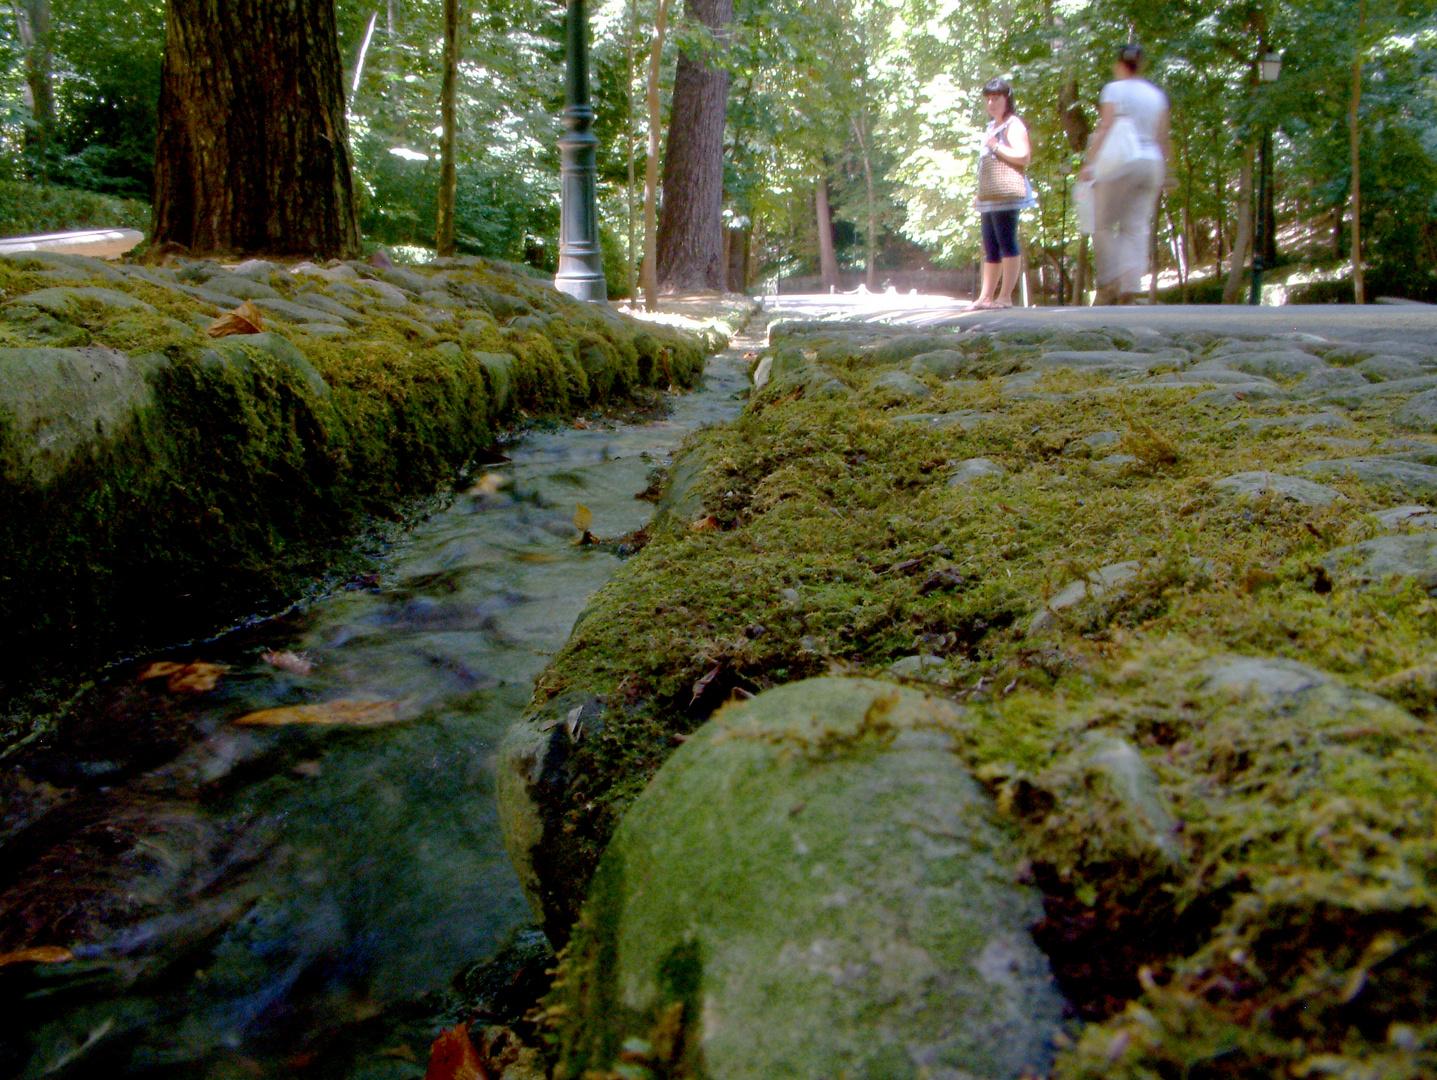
(202, 332, 330, 399)
(0, 344, 164, 482)
(8, 286, 157, 318)
(475, 351, 515, 415)
(549, 678, 1065, 1080)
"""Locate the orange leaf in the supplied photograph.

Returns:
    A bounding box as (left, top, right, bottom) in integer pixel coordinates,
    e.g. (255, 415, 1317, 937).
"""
(138, 660, 225, 694)
(233, 700, 402, 728)
(0, 946, 73, 967)
(466, 473, 507, 496)
(206, 300, 264, 338)
(690, 515, 718, 533)
(262, 650, 314, 676)
(424, 1024, 487, 1080)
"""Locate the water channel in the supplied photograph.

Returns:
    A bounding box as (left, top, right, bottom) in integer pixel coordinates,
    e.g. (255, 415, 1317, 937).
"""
(0, 330, 754, 1079)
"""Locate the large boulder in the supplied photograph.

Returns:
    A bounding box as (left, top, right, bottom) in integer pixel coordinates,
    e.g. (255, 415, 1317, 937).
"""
(547, 678, 1066, 1080)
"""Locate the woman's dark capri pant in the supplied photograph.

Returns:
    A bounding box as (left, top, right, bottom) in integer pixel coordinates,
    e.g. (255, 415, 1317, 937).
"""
(980, 209, 1020, 263)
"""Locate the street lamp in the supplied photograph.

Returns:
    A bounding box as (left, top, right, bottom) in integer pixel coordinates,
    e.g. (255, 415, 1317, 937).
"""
(1249, 50, 1282, 305)
(555, 0, 608, 303)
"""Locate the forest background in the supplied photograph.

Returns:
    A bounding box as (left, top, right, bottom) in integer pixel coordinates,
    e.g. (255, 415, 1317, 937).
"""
(0, 0, 1434, 304)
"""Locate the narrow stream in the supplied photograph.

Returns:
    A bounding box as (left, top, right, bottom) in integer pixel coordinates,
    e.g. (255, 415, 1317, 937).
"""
(0, 332, 753, 1079)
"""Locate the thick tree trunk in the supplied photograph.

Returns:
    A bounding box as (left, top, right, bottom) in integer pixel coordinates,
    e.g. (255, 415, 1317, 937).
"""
(641, 0, 669, 311)
(153, 0, 361, 258)
(12, 0, 54, 176)
(655, 0, 732, 292)
(1349, 0, 1366, 304)
(435, 0, 460, 256)
(1222, 143, 1255, 303)
(815, 176, 839, 291)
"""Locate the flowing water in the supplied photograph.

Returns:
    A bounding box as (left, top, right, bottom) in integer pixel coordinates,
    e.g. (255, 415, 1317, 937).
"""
(0, 335, 753, 1079)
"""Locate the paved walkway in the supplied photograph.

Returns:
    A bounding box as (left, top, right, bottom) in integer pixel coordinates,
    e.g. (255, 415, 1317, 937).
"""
(763, 293, 1437, 345)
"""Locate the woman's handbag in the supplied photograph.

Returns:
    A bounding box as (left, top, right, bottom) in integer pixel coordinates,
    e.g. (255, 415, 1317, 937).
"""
(976, 127, 1028, 202)
(1093, 115, 1139, 182)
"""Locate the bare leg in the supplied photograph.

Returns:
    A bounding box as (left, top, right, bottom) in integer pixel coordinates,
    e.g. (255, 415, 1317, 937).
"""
(996, 255, 1021, 306)
(976, 261, 1000, 305)
(977, 264, 1000, 305)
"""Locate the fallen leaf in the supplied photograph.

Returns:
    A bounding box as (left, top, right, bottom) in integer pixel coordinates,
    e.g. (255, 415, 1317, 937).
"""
(138, 660, 226, 694)
(262, 650, 314, 676)
(425, 1024, 488, 1080)
(691, 663, 722, 705)
(233, 700, 402, 727)
(206, 300, 264, 338)
(0, 946, 73, 967)
(467, 473, 508, 496)
(573, 504, 593, 532)
(690, 515, 718, 533)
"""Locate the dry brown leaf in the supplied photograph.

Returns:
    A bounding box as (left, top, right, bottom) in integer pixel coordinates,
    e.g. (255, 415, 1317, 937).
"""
(0, 946, 73, 967)
(206, 300, 264, 338)
(467, 473, 508, 496)
(690, 515, 718, 533)
(138, 660, 226, 694)
(424, 1024, 488, 1080)
(262, 650, 314, 676)
(233, 700, 402, 728)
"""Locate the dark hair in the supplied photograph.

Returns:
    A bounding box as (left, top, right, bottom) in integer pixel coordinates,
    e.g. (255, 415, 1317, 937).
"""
(1118, 42, 1143, 73)
(982, 77, 1015, 119)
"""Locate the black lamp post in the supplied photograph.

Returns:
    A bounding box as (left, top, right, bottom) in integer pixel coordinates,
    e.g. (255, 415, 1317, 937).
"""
(555, 0, 608, 302)
(1249, 50, 1282, 305)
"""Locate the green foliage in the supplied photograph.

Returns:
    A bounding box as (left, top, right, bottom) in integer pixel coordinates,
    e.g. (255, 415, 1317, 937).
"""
(0, 179, 148, 236)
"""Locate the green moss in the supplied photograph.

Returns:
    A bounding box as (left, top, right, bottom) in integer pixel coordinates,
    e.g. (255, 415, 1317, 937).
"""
(524, 320, 1437, 1076)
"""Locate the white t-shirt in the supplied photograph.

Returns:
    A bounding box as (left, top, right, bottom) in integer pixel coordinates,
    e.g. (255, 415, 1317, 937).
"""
(1098, 77, 1168, 162)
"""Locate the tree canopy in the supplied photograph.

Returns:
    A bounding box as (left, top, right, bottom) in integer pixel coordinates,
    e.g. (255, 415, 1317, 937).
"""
(0, 0, 1433, 298)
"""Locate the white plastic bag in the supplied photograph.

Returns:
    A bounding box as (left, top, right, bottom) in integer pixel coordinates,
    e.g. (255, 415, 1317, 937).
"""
(1093, 116, 1140, 182)
(1073, 180, 1095, 235)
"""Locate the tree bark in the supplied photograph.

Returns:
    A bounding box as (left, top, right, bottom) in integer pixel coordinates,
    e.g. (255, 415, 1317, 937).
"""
(641, 0, 669, 311)
(815, 176, 840, 291)
(11, 0, 54, 177)
(1349, 0, 1366, 304)
(625, 0, 639, 304)
(1222, 143, 1255, 303)
(655, 0, 733, 292)
(153, 0, 361, 258)
(852, 113, 878, 290)
(435, 0, 460, 256)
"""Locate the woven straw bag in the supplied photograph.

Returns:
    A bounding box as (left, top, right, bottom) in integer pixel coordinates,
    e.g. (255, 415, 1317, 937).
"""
(976, 121, 1027, 202)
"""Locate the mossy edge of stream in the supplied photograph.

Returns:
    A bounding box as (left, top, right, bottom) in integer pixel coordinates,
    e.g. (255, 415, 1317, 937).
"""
(0, 255, 740, 751)
(513, 319, 1437, 1078)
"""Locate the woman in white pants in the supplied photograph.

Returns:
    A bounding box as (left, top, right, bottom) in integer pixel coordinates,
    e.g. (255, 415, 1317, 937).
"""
(1081, 43, 1170, 304)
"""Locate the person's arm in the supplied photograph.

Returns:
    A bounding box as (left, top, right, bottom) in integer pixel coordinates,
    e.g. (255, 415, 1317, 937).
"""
(993, 117, 1031, 168)
(1079, 101, 1116, 180)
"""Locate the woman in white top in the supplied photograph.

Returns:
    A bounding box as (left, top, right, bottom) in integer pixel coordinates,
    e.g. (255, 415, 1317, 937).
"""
(1080, 42, 1171, 304)
(973, 78, 1035, 309)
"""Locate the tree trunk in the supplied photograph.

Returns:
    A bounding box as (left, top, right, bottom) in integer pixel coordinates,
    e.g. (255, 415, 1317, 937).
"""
(1222, 143, 1255, 303)
(852, 114, 878, 290)
(153, 0, 361, 258)
(815, 176, 839, 291)
(641, 0, 669, 311)
(1349, 0, 1366, 304)
(350, 10, 378, 97)
(12, 0, 54, 177)
(624, 0, 639, 304)
(655, 0, 732, 291)
(435, 0, 460, 257)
